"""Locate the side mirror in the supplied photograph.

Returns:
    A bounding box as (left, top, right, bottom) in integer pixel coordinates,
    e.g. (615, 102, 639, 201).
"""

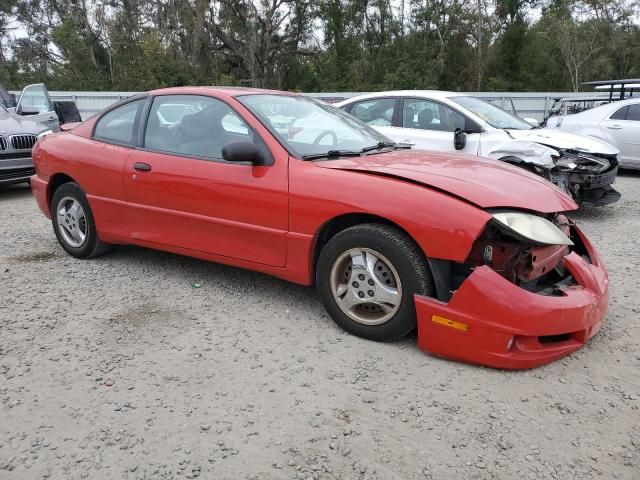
(523, 117, 539, 127)
(221, 140, 266, 165)
(17, 105, 40, 116)
(453, 128, 467, 150)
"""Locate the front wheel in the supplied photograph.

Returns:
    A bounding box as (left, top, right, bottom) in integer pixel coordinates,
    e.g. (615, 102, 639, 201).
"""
(51, 182, 109, 259)
(316, 224, 434, 341)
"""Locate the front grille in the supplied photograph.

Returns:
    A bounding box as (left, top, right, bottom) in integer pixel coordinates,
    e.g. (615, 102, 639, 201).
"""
(10, 134, 38, 151)
(0, 136, 6, 150)
(0, 167, 35, 181)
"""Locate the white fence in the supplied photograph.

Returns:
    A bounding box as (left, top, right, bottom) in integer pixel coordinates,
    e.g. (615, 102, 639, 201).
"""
(14, 90, 590, 122)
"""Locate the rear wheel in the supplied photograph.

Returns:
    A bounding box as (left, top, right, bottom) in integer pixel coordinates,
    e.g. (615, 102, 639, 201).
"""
(316, 223, 434, 341)
(51, 182, 109, 258)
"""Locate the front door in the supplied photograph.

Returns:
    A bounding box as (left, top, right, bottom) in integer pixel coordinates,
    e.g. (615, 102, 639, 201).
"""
(601, 103, 640, 164)
(123, 94, 289, 267)
(387, 98, 481, 155)
(14, 84, 60, 131)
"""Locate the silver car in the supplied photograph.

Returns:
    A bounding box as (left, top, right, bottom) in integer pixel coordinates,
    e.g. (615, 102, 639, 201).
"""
(547, 98, 640, 170)
(0, 104, 51, 185)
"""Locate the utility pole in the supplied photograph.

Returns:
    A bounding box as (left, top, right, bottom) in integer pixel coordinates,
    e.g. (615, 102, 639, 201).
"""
(477, 0, 482, 91)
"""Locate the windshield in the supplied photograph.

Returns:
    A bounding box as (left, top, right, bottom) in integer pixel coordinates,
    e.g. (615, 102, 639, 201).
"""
(236, 94, 392, 158)
(449, 96, 532, 130)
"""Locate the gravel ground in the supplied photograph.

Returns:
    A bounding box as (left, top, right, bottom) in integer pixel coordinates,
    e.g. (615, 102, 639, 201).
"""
(1, 173, 639, 480)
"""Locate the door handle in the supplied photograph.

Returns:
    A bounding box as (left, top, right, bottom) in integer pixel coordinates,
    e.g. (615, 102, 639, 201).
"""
(606, 124, 623, 130)
(133, 162, 152, 172)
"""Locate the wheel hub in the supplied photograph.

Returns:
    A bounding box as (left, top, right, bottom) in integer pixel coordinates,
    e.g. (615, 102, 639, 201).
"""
(330, 248, 402, 326)
(56, 196, 87, 248)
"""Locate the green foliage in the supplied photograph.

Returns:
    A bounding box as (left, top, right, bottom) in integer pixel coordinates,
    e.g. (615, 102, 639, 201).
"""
(0, 0, 637, 92)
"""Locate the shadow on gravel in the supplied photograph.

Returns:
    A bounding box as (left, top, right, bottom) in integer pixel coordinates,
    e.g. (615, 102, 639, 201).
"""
(8, 251, 61, 263)
(92, 244, 422, 349)
(0, 182, 32, 200)
(618, 169, 640, 178)
(105, 244, 311, 293)
(571, 171, 640, 221)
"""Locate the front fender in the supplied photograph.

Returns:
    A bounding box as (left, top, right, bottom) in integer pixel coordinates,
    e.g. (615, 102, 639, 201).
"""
(482, 140, 558, 168)
(290, 160, 492, 264)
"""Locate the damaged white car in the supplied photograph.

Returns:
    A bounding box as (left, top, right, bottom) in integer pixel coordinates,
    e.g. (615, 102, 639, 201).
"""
(336, 91, 621, 207)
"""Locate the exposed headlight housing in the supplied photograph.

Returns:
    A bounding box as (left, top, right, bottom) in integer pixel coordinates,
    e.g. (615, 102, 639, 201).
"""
(555, 150, 610, 173)
(492, 211, 573, 246)
(37, 129, 53, 139)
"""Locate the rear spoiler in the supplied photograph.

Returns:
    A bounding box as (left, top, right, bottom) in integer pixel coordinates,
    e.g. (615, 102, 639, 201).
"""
(60, 122, 80, 132)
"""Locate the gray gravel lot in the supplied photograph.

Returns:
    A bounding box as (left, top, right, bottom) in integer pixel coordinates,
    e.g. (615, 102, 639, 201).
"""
(1, 174, 639, 480)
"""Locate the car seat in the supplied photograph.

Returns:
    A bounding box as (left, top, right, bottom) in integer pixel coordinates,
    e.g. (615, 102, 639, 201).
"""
(403, 106, 415, 128)
(417, 109, 434, 129)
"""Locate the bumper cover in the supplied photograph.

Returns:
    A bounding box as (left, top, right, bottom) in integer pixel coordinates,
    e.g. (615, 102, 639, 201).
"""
(416, 226, 608, 369)
(571, 166, 620, 207)
(0, 154, 34, 185)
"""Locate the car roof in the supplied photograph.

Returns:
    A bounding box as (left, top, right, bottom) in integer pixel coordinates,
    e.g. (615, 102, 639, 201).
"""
(148, 86, 298, 98)
(339, 90, 464, 103)
(567, 95, 640, 118)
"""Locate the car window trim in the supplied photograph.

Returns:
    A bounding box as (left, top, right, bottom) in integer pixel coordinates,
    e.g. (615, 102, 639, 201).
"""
(138, 93, 274, 166)
(400, 96, 483, 133)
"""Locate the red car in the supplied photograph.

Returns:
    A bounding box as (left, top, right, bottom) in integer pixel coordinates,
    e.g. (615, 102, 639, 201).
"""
(30, 87, 608, 369)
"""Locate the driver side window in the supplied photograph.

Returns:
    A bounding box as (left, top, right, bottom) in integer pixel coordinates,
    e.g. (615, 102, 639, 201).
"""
(403, 99, 465, 132)
(144, 95, 251, 160)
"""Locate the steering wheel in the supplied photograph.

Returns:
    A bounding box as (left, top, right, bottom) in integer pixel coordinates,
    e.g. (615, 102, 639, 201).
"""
(312, 130, 338, 146)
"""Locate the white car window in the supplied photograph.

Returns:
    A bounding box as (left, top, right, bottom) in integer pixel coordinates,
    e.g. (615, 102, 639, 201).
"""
(610, 106, 628, 120)
(350, 98, 396, 126)
(627, 104, 640, 121)
(403, 99, 465, 132)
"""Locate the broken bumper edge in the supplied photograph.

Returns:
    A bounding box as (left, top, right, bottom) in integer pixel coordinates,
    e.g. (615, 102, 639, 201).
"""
(415, 226, 608, 370)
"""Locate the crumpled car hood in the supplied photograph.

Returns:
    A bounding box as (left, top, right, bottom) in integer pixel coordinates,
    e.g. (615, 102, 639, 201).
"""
(0, 110, 47, 135)
(315, 150, 578, 213)
(506, 128, 619, 155)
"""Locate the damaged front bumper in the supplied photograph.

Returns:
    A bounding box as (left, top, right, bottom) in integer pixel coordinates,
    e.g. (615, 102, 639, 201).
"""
(415, 226, 608, 369)
(554, 152, 621, 207)
(567, 166, 620, 207)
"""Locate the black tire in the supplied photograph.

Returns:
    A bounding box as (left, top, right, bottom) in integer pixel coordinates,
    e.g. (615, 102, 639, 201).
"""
(51, 182, 110, 259)
(316, 223, 434, 342)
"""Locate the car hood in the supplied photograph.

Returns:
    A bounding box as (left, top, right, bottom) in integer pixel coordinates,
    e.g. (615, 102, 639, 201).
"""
(0, 109, 48, 135)
(315, 149, 577, 213)
(506, 128, 618, 155)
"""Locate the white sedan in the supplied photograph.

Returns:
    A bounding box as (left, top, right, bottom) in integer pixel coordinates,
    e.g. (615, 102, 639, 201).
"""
(546, 98, 640, 170)
(336, 91, 621, 207)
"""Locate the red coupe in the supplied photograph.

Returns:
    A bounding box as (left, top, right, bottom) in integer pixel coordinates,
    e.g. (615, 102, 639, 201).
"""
(30, 87, 608, 369)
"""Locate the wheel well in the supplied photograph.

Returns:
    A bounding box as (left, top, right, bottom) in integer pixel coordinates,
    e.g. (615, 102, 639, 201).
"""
(312, 213, 451, 300)
(313, 214, 410, 268)
(500, 156, 544, 175)
(48, 173, 75, 206)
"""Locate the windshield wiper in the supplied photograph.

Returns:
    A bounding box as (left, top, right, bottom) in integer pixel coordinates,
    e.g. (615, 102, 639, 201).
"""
(360, 141, 396, 153)
(301, 149, 363, 160)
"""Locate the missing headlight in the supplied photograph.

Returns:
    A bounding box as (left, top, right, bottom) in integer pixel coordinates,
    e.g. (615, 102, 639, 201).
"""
(556, 150, 611, 173)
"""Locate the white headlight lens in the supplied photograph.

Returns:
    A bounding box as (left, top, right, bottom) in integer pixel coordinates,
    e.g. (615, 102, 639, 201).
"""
(492, 212, 573, 246)
(37, 129, 53, 139)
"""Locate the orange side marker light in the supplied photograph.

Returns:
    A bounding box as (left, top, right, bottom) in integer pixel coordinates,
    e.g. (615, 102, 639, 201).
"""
(431, 315, 469, 332)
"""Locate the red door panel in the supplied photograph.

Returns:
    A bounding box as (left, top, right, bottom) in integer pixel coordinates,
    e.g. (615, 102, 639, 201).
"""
(123, 150, 288, 267)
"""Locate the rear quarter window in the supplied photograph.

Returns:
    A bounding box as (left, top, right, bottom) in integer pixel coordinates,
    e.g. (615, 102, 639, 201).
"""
(93, 99, 145, 146)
